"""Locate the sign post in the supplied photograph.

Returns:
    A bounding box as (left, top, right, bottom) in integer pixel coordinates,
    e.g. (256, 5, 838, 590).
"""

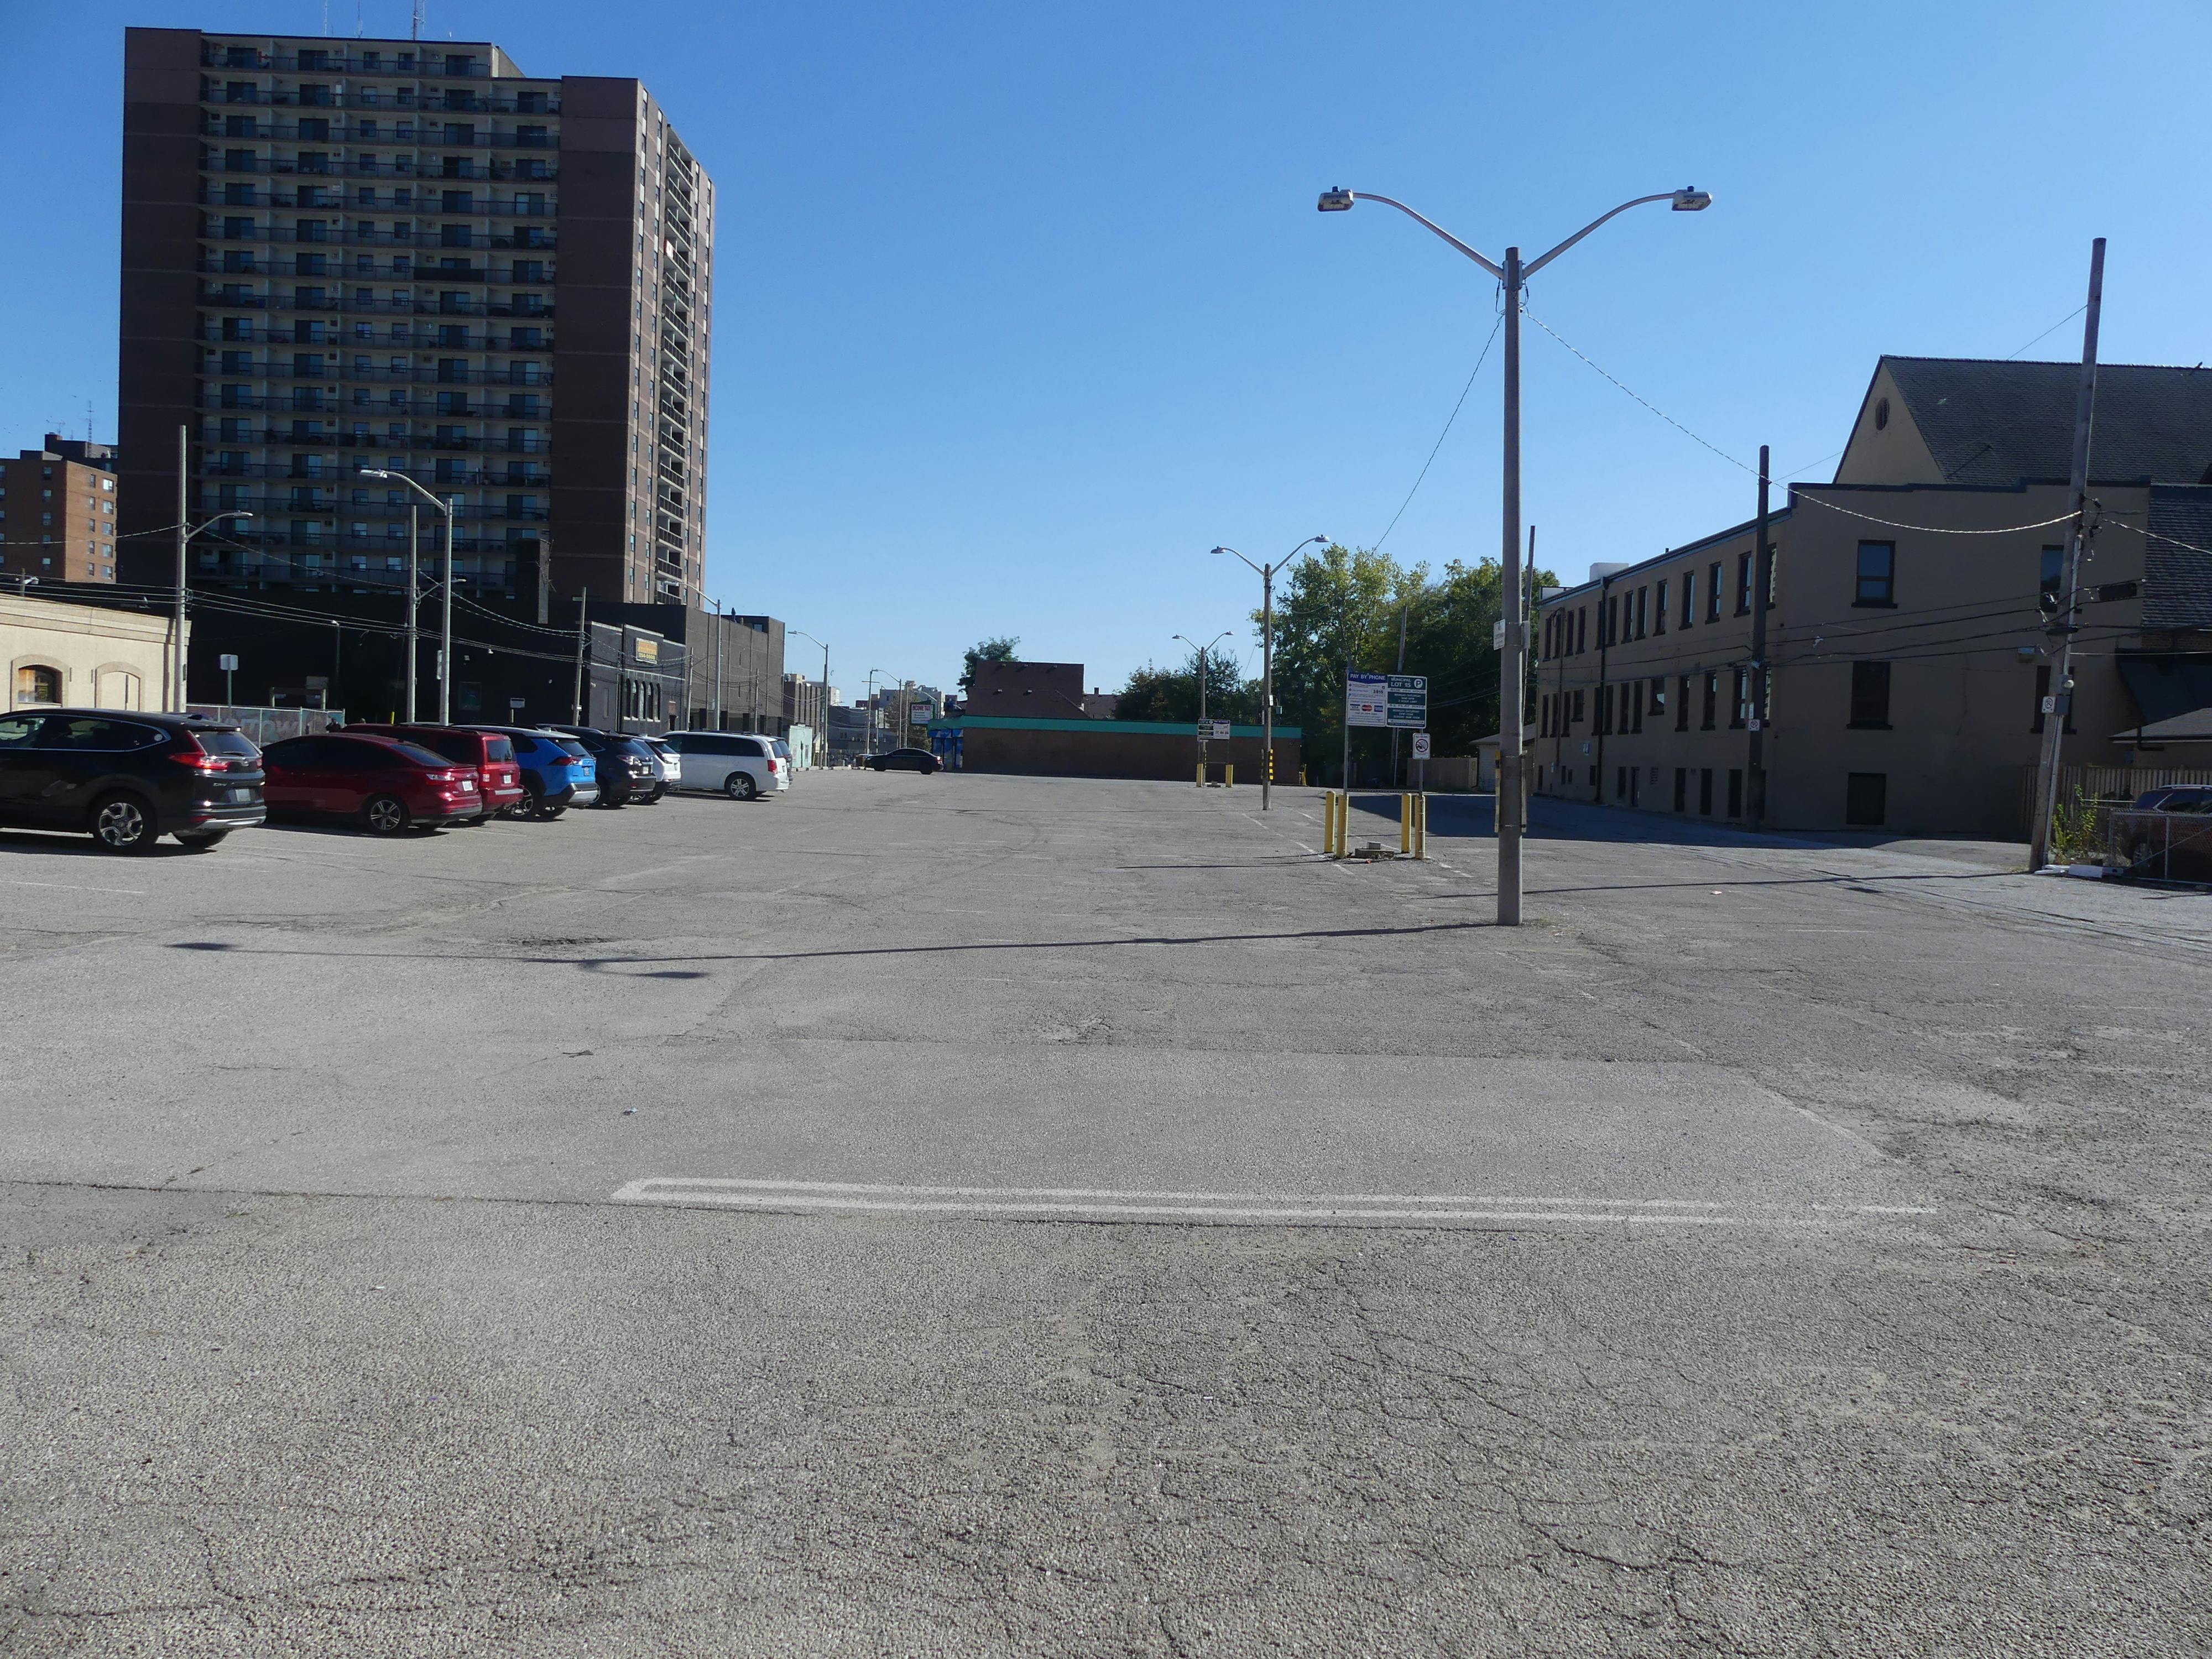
(217, 653, 238, 707)
(1411, 729, 1431, 792)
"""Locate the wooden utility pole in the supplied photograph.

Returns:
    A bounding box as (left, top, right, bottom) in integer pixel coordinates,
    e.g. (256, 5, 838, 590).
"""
(2030, 238, 2106, 868)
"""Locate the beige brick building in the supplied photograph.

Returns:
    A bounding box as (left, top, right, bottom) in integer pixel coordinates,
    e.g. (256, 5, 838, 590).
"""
(1534, 356, 2212, 836)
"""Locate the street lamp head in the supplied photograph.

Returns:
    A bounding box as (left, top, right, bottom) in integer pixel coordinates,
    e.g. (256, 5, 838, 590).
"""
(1308, 534, 1330, 546)
(358, 467, 391, 478)
(1671, 187, 1712, 212)
(1317, 187, 1356, 213)
(1209, 546, 1231, 556)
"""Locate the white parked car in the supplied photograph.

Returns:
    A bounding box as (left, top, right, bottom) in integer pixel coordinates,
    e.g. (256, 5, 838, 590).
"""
(643, 737, 680, 795)
(660, 731, 789, 800)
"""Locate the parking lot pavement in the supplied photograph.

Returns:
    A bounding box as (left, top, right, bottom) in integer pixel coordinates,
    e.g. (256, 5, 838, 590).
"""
(4, 773, 2210, 1655)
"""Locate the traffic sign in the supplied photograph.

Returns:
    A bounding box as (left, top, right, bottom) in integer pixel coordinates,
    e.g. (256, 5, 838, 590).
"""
(1411, 732, 1432, 760)
(217, 654, 239, 671)
(1198, 719, 1230, 740)
(1386, 672, 1427, 729)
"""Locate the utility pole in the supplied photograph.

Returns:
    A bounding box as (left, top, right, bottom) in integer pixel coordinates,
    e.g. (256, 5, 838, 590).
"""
(2030, 237, 2106, 868)
(1341, 656, 1353, 792)
(404, 503, 419, 721)
(711, 599, 724, 729)
(1391, 602, 1409, 786)
(571, 591, 588, 723)
(1497, 244, 1527, 924)
(1746, 445, 1773, 823)
(535, 532, 551, 626)
(1261, 568, 1276, 804)
(172, 424, 187, 711)
(437, 496, 454, 723)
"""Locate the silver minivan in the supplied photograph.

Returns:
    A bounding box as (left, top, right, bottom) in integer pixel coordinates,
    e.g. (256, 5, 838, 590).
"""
(661, 731, 789, 800)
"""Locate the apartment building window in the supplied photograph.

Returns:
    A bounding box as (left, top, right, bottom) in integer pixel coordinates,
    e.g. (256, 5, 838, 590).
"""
(1845, 773, 1887, 826)
(1680, 570, 1694, 628)
(2030, 665, 2075, 734)
(1855, 541, 1896, 606)
(1634, 587, 1648, 638)
(1675, 674, 1690, 732)
(1653, 577, 1667, 634)
(1730, 669, 1750, 729)
(1735, 551, 1753, 614)
(1672, 768, 1687, 811)
(2040, 545, 2065, 597)
(1648, 681, 1666, 721)
(1576, 607, 1587, 654)
(1699, 768, 1714, 815)
(1630, 680, 1645, 733)
(1604, 594, 1619, 645)
(1849, 660, 1892, 728)
(1571, 688, 1584, 726)
(1706, 562, 1722, 620)
(1727, 769, 1744, 819)
(1700, 671, 1718, 730)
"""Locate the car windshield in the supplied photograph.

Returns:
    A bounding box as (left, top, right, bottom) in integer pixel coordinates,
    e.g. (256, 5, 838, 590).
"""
(383, 740, 455, 767)
(483, 737, 515, 763)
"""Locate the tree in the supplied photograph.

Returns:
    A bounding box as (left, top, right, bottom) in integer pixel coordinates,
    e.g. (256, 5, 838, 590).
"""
(1114, 645, 1255, 724)
(959, 635, 1020, 693)
(1262, 544, 1557, 784)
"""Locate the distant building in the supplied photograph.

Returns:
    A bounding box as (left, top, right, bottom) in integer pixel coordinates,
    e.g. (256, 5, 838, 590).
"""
(964, 659, 1099, 717)
(933, 659, 1301, 781)
(1533, 354, 2212, 834)
(782, 671, 827, 737)
(1, 437, 120, 585)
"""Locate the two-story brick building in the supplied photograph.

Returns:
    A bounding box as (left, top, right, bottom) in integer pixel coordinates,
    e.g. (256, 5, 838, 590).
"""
(1533, 356, 2212, 836)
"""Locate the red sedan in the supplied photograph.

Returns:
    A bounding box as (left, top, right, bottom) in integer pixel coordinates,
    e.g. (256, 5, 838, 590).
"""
(342, 723, 526, 818)
(260, 732, 486, 833)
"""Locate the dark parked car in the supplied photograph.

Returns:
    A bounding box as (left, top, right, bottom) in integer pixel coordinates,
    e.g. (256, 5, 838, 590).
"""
(260, 733, 486, 833)
(869, 746, 941, 774)
(344, 724, 526, 818)
(465, 727, 598, 818)
(2113, 787, 2212, 883)
(549, 726, 661, 806)
(0, 709, 264, 853)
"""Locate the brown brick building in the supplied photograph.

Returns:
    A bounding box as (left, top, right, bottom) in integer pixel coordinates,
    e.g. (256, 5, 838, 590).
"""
(117, 27, 713, 608)
(0, 437, 121, 585)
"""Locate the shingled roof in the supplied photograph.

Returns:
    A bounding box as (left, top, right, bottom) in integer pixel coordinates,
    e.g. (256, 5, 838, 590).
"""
(2144, 486, 2212, 630)
(1884, 356, 2212, 487)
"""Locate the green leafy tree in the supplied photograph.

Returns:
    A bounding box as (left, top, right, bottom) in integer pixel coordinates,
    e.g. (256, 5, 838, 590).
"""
(1115, 646, 1254, 724)
(1263, 545, 1557, 784)
(958, 635, 1020, 693)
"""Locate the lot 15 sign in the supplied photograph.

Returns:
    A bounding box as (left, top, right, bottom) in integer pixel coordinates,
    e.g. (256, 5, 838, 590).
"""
(1385, 674, 1427, 729)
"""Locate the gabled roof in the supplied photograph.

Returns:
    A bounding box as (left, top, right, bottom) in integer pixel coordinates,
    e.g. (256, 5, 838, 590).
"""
(1881, 356, 2212, 487)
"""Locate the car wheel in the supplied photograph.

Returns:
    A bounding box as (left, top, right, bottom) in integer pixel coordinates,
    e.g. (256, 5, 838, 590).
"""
(174, 828, 231, 851)
(727, 771, 759, 801)
(2125, 836, 2156, 874)
(90, 792, 161, 854)
(362, 794, 412, 835)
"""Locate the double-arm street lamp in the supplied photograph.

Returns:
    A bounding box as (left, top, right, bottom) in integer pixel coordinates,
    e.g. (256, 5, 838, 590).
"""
(1317, 184, 1711, 924)
(790, 629, 831, 755)
(171, 510, 253, 710)
(1211, 534, 1329, 810)
(1173, 629, 1233, 780)
(360, 468, 455, 722)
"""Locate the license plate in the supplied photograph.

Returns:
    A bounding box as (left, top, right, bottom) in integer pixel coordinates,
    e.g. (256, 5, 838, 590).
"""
(228, 787, 253, 804)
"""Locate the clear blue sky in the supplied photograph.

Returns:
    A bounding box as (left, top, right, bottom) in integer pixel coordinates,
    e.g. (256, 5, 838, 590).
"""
(7, 1, 2211, 698)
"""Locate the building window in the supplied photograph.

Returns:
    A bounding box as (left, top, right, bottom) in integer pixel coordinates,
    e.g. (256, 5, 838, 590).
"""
(1845, 772, 1887, 826)
(1700, 672, 1718, 731)
(1649, 680, 1666, 721)
(1672, 767, 1687, 811)
(1698, 768, 1713, 815)
(1727, 768, 1744, 818)
(1849, 660, 1892, 728)
(14, 664, 62, 706)
(1576, 607, 1587, 654)
(1571, 688, 1584, 726)
(2040, 544, 2065, 597)
(1730, 668, 1750, 729)
(1680, 571, 1694, 628)
(1855, 541, 1896, 606)
(1706, 562, 1723, 621)
(1653, 577, 1668, 634)
(1736, 551, 1753, 614)
(1675, 675, 1690, 732)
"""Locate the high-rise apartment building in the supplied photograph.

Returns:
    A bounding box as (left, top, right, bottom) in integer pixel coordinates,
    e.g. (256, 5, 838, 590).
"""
(117, 27, 713, 607)
(0, 437, 120, 584)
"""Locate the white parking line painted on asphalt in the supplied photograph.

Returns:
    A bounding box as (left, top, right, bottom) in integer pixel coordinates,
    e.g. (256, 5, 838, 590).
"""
(611, 1176, 1938, 1230)
(0, 877, 149, 895)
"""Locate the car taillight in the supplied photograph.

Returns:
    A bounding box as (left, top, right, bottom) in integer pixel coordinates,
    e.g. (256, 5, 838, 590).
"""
(169, 744, 225, 774)
(768, 758, 782, 772)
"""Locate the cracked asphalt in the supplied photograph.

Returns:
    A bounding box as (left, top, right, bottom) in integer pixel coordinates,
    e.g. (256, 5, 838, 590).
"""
(3, 773, 2208, 1655)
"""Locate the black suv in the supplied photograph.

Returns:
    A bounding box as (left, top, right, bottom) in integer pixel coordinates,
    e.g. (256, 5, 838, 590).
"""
(0, 709, 265, 853)
(549, 726, 661, 806)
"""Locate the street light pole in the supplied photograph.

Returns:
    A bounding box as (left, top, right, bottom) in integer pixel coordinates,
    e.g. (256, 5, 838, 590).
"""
(359, 468, 455, 721)
(1318, 184, 1711, 924)
(166, 497, 258, 714)
(1173, 629, 1232, 780)
(1211, 535, 1328, 809)
(792, 629, 831, 766)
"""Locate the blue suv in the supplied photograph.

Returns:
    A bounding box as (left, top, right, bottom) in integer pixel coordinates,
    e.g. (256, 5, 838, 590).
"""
(467, 726, 598, 818)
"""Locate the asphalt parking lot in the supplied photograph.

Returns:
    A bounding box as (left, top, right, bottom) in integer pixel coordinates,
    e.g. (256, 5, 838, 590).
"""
(4, 773, 2209, 1655)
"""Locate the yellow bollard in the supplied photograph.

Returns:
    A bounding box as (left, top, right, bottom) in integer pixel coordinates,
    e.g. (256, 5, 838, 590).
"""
(1325, 790, 1342, 856)
(1400, 794, 1411, 854)
(1224, 764, 1234, 789)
